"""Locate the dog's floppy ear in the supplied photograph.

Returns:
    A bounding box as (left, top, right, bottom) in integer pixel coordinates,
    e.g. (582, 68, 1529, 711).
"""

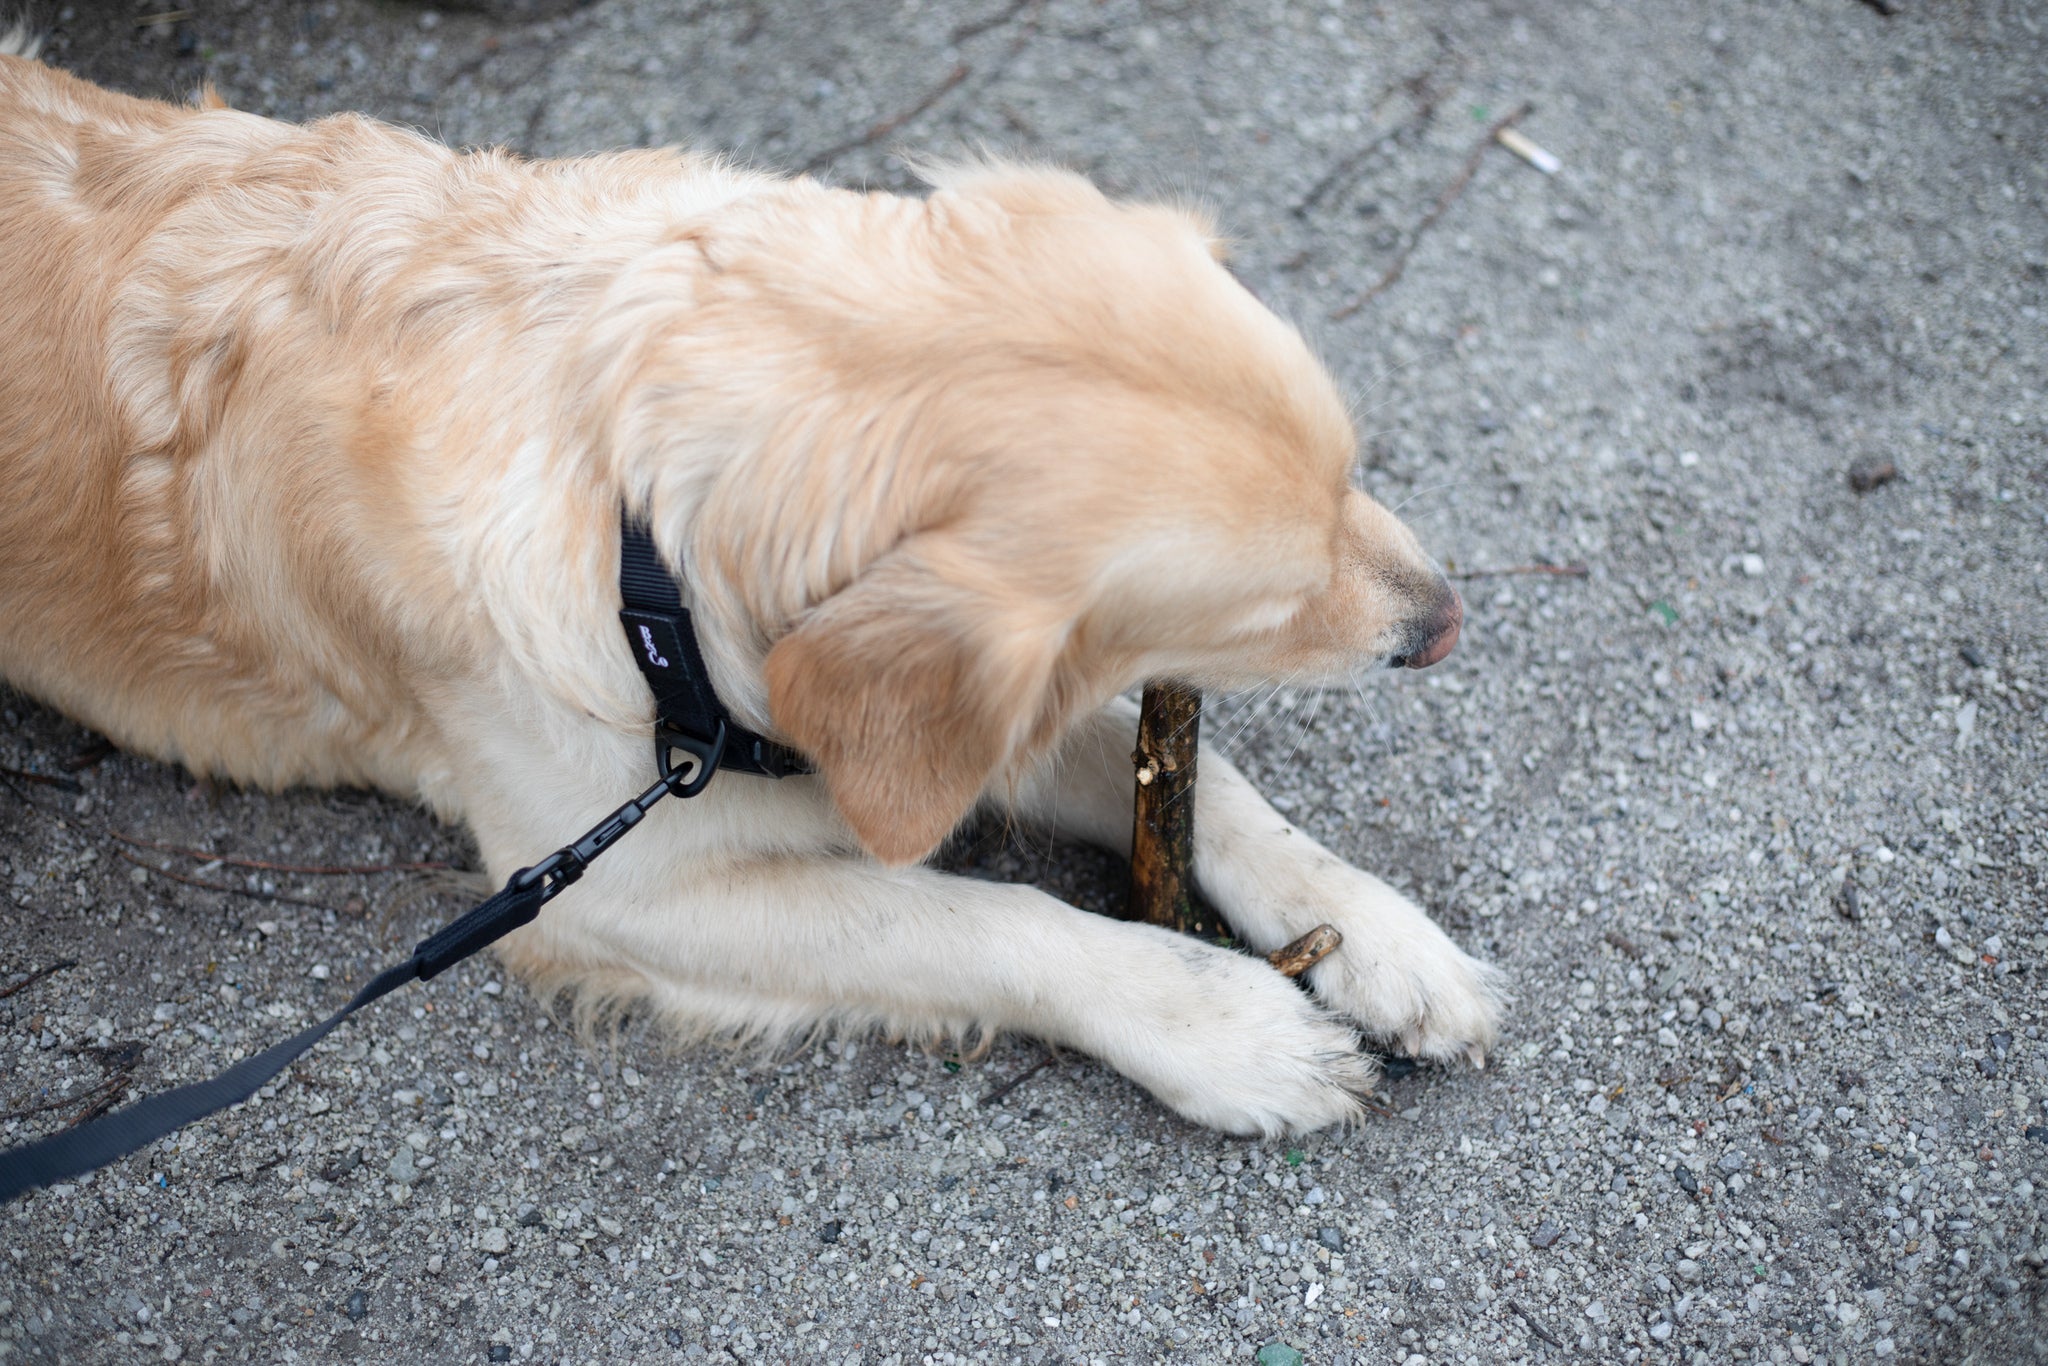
(764, 542, 1067, 866)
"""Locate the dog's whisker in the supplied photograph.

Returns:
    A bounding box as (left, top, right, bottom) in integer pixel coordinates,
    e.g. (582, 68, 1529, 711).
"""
(1386, 478, 1469, 516)
(1341, 344, 1444, 414)
(1277, 688, 1326, 776)
(1207, 683, 1274, 749)
(1212, 679, 1291, 758)
(1230, 670, 1307, 759)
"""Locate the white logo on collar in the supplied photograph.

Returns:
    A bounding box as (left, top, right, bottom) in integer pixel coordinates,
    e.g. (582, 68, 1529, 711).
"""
(638, 624, 670, 669)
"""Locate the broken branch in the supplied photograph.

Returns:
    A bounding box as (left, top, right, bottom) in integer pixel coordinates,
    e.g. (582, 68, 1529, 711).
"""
(1267, 925, 1343, 978)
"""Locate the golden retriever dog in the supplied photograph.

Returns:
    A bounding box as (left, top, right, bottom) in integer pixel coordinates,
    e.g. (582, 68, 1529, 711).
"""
(0, 36, 1499, 1136)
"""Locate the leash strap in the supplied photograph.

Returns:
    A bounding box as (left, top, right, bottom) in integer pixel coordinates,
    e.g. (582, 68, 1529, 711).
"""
(0, 512, 803, 1203)
(0, 874, 540, 1204)
(0, 956, 429, 1204)
(618, 513, 808, 779)
(0, 735, 719, 1203)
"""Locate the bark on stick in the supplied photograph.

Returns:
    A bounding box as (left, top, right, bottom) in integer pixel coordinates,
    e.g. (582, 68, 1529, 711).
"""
(1127, 681, 1203, 933)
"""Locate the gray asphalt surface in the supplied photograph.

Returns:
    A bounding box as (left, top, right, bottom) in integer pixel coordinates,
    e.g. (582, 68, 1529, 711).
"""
(3, 1, 2044, 1362)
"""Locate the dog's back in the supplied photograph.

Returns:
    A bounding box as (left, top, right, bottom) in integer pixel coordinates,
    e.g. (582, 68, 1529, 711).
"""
(0, 53, 420, 788)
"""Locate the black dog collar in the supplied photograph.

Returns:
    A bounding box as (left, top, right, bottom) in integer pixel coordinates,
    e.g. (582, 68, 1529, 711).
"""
(617, 512, 809, 781)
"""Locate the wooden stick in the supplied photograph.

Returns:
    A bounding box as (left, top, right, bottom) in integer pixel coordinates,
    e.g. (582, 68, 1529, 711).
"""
(1127, 682, 1203, 933)
(1267, 925, 1343, 978)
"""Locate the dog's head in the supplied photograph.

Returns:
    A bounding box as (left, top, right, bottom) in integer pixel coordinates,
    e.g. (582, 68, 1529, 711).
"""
(664, 163, 1459, 864)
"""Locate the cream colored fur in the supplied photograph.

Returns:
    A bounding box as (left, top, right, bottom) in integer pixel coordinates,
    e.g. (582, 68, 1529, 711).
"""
(0, 53, 1500, 1136)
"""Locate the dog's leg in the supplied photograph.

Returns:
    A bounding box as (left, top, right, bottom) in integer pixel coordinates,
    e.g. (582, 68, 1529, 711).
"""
(1001, 696, 1503, 1065)
(497, 853, 1379, 1137)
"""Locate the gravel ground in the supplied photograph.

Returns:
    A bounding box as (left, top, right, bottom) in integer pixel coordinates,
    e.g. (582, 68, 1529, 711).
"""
(4, 1, 2045, 1362)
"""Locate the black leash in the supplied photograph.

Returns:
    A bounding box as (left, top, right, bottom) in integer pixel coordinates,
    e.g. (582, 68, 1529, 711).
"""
(0, 513, 798, 1203)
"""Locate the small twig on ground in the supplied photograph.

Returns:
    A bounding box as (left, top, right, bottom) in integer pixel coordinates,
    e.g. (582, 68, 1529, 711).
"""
(1294, 40, 1459, 219)
(1507, 1298, 1566, 1349)
(1448, 562, 1590, 581)
(0, 1081, 110, 1125)
(0, 959, 77, 1001)
(950, 0, 1038, 44)
(0, 763, 82, 794)
(801, 63, 972, 174)
(214, 1152, 290, 1187)
(1, 1055, 138, 1127)
(1359, 1094, 1399, 1120)
(980, 1050, 1057, 1107)
(115, 849, 335, 911)
(109, 830, 451, 876)
(1331, 102, 1533, 321)
(60, 1073, 135, 1128)
(63, 739, 116, 772)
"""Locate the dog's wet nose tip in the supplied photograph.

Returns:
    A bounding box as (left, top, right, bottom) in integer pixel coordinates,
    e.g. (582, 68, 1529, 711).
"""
(1399, 588, 1462, 670)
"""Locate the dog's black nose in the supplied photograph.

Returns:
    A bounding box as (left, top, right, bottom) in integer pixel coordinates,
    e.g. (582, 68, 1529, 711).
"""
(1389, 588, 1462, 670)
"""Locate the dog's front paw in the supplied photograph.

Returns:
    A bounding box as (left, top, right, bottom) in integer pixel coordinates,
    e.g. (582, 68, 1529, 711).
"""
(1296, 872, 1505, 1068)
(1097, 937, 1380, 1137)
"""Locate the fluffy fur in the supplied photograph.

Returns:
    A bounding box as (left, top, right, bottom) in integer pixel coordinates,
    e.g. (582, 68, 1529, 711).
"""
(0, 52, 1500, 1136)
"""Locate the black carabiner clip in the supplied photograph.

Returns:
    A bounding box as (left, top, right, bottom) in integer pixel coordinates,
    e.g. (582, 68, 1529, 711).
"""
(655, 718, 728, 799)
